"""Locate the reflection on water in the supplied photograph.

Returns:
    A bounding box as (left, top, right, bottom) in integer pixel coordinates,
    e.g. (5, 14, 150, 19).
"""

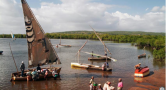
(0, 38, 165, 90)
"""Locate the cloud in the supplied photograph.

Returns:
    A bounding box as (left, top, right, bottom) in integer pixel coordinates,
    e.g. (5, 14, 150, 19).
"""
(0, 0, 165, 34)
(151, 6, 165, 12)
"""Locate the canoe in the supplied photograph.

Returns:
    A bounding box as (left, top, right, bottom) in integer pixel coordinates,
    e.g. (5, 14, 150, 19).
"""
(134, 67, 149, 77)
(0, 51, 3, 54)
(11, 67, 61, 81)
(59, 45, 71, 47)
(88, 57, 111, 61)
(138, 53, 146, 58)
(71, 62, 89, 68)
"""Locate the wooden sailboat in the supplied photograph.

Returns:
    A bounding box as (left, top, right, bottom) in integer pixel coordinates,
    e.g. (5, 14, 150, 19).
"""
(11, 0, 61, 81)
(138, 46, 146, 58)
(71, 40, 112, 71)
(83, 26, 117, 62)
(56, 35, 71, 47)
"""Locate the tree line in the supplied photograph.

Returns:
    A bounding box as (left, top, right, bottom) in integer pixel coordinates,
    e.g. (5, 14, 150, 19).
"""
(0, 33, 165, 60)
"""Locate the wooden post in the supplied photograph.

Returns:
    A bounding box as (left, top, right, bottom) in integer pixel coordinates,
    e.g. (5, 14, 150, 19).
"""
(9, 42, 19, 73)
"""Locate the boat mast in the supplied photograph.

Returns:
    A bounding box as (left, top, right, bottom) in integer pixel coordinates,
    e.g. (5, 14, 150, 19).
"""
(90, 26, 111, 56)
(9, 43, 19, 73)
(59, 35, 61, 45)
(76, 40, 88, 63)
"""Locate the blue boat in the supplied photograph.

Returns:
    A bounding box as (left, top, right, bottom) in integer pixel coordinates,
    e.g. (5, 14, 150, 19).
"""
(0, 51, 3, 54)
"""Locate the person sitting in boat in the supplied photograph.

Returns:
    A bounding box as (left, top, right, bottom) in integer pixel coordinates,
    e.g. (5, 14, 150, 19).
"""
(37, 64, 41, 72)
(26, 69, 32, 81)
(52, 68, 58, 80)
(135, 63, 141, 69)
(89, 76, 94, 90)
(102, 63, 106, 71)
(20, 61, 25, 77)
(44, 69, 49, 80)
(31, 69, 38, 81)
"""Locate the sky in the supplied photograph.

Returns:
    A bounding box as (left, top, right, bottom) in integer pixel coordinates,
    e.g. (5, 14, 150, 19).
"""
(0, 0, 165, 34)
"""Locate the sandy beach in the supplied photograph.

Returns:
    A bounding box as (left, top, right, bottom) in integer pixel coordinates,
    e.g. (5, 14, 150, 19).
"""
(129, 68, 165, 90)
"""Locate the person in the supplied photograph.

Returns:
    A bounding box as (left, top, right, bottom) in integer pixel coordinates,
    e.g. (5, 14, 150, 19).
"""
(89, 76, 94, 90)
(52, 68, 58, 80)
(106, 62, 109, 68)
(98, 84, 103, 90)
(103, 81, 109, 90)
(103, 81, 115, 90)
(92, 51, 94, 57)
(135, 63, 141, 69)
(44, 69, 49, 80)
(117, 78, 123, 90)
(37, 64, 41, 72)
(102, 63, 106, 71)
(20, 61, 25, 77)
(31, 69, 38, 81)
(26, 69, 32, 81)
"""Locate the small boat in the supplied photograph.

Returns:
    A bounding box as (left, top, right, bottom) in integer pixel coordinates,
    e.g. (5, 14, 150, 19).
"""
(0, 51, 3, 54)
(58, 35, 71, 47)
(11, 67, 61, 81)
(138, 53, 146, 58)
(134, 66, 150, 77)
(11, 0, 61, 81)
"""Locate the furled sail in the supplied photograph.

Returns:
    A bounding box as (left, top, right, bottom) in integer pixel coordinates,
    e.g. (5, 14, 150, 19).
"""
(21, 0, 61, 67)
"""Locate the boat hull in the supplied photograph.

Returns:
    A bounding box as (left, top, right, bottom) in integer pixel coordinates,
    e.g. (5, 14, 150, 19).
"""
(134, 67, 149, 77)
(71, 62, 89, 68)
(0, 51, 3, 54)
(11, 67, 61, 81)
(71, 63, 112, 71)
(88, 57, 111, 61)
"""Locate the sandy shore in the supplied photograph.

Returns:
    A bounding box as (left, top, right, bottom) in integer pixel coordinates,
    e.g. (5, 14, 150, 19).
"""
(129, 68, 165, 90)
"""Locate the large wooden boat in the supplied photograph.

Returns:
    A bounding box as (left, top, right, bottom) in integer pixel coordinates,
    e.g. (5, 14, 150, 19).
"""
(11, 0, 61, 81)
(11, 67, 61, 81)
(138, 53, 146, 58)
(0, 51, 3, 54)
(134, 67, 149, 77)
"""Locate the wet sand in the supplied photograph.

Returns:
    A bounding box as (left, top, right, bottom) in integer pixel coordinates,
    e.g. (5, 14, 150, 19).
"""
(129, 68, 165, 90)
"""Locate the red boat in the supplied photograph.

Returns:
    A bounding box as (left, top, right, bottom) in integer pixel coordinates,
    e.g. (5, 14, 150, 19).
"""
(134, 67, 149, 77)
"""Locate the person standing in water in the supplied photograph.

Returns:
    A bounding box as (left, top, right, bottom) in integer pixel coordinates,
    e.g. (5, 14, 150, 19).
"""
(20, 61, 25, 77)
(89, 76, 94, 90)
(117, 78, 123, 90)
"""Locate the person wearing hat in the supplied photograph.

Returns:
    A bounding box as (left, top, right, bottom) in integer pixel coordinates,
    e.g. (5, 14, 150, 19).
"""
(135, 63, 141, 70)
(20, 61, 25, 77)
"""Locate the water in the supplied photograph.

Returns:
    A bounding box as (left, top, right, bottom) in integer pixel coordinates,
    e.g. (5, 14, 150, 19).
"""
(0, 38, 164, 90)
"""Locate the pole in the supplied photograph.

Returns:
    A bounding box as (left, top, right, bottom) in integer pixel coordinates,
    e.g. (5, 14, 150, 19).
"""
(9, 42, 19, 73)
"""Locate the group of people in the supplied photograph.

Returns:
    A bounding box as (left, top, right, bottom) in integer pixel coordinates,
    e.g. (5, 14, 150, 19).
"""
(102, 62, 109, 71)
(20, 61, 58, 81)
(89, 76, 123, 90)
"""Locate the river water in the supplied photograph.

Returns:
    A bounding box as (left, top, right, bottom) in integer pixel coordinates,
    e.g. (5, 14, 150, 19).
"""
(0, 38, 164, 90)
